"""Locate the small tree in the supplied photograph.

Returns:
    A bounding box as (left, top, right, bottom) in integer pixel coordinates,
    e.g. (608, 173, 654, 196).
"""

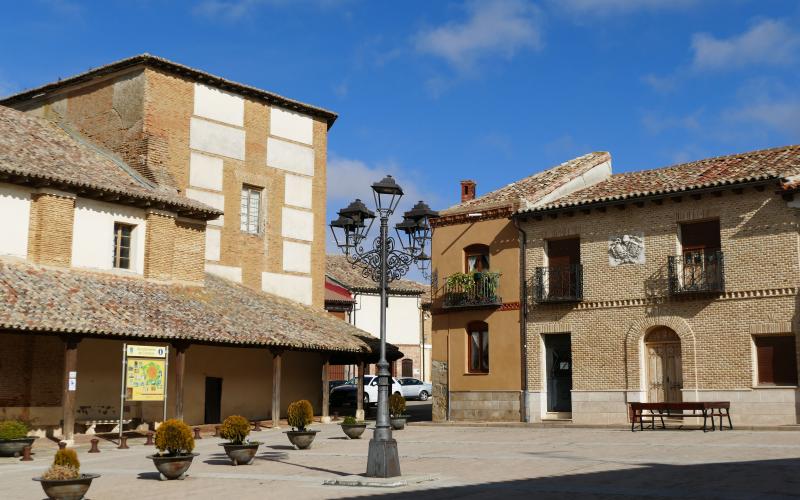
(219, 415, 251, 445)
(287, 400, 314, 431)
(154, 419, 195, 456)
(42, 448, 80, 481)
(389, 393, 406, 417)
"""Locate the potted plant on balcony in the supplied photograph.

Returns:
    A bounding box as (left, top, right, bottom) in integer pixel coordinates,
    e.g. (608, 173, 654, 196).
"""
(34, 448, 100, 500)
(219, 415, 261, 465)
(339, 415, 367, 439)
(445, 272, 475, 306)
(0, 420, 34, 457)
(389, 393, 409, 430)
(284, 400, 318, 449)
(147, 419, 197, 480)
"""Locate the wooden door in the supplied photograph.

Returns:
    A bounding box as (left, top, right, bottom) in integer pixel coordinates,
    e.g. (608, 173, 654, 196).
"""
(647, 341, 682, 403)
(204, 377, 222, 424)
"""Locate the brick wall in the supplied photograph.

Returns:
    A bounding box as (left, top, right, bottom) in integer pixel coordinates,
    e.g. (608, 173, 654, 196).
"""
(143, 211, 176, 280)
(173, 219, 206, 283)
(0, 333, 63, 407)
(522, 187, 800, 393)
(27, 191, 75, 267)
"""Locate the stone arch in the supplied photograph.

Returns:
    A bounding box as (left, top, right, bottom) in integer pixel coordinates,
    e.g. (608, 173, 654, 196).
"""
(624, 316, 697, 392)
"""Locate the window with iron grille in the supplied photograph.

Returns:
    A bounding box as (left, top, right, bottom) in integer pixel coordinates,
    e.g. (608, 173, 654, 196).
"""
(112, 223, 134, 269)
(240, 185, 262, 234)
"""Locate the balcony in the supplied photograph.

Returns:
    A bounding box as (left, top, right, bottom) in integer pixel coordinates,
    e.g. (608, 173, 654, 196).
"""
(443, 272, 502, 309)
(668, 250, 724, 295)
(533, 264, 583, 303)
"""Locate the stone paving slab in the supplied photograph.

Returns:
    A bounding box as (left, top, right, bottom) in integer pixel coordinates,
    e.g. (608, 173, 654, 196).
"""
(2, 423, 800, 499)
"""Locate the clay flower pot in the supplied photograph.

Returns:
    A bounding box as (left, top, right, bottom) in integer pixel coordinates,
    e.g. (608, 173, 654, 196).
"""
(148, 453, 199, 480)
(34, 473, 100, 500)
(0, 437, 35, 457)
(284, 430, 319, 449)
(340, 423, 367, 439)
(390, 416, 408, 430)
(220, 442, 261, 465)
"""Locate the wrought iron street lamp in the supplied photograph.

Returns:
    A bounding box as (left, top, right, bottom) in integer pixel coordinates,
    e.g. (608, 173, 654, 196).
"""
(329, 175, 437, 478)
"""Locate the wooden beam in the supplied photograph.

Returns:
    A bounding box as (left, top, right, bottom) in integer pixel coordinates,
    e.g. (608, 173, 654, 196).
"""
(321, 354, 331, 423)
(271, 349, 282, 428)
(356, 359, 365, 421)
(172, 342, 189, 421)
(61, 337, 81, 443)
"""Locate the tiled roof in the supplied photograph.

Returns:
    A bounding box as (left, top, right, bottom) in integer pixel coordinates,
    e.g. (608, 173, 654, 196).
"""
(327, 255, 430, 297)
(518, 145, 800, 214)
(0, 105, 220, 220)
(440, 152, 611, 215)
(325, 277, 354, 304)
(0, 53, 337, 127)
(0, 259, 380, 354)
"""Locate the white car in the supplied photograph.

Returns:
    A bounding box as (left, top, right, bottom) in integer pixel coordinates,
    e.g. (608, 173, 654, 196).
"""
(397, 377, 433, 401)
(330, 375, 403, 406)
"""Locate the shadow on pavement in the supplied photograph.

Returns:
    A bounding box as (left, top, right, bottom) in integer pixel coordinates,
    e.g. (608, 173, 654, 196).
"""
(337, 457, 800, 499)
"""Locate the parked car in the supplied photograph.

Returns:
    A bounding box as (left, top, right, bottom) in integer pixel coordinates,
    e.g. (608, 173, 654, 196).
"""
(397, 377, 432, 401)
(330, 375, 403, 407)
(329, 380, 347, 392)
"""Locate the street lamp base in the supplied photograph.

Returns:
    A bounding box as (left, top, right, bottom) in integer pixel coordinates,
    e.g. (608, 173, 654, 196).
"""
(366, 438, 401, 478)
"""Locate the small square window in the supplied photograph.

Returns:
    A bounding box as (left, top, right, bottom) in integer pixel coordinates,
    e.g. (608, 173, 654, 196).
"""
(112, 223, 134, 270)
(755, 335, 798, 386)
(240, 186, 262, 235)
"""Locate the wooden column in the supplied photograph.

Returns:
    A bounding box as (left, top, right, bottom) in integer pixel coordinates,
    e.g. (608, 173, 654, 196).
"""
(61, 337, 81, 442)
(271, 349, 282, 428)
(321, 354, 331, 423)
(356, 359, 365, 421)
(172, 342, 189, 421)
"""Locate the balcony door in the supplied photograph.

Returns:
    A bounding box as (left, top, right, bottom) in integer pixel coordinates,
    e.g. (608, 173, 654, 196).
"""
(679, 220, 721, 291)
(546, 238, 580, 299)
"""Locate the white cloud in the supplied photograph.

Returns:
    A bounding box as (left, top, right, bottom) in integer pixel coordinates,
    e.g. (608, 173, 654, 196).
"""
(691, 19, 800, 71)
(552, 0, 698, 16)
(193, 0, 352, 20)
(722, 79, 800, 137)
(641, 109, 703, 134)
(414, 0, 542, 72)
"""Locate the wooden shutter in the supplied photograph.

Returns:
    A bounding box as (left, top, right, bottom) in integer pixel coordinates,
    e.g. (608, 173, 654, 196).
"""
(755, 336, 798, 386)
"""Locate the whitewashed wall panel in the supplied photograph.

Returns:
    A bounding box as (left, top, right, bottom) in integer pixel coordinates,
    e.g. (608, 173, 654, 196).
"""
(205, 227, 221, 261)
(270, 106, 313, 145)
(186, 188, 225, 227)
(194, 83, 244, 126)
(71, 199, 146, 274)
(189, 152, 224, 191)
(206, 263, 242, 283)
(266, 137, 314, 176)
(190, 117, 245, 160)
(284, 174, 313, 209)
(261, 272, 312, 305)
(0, 183, 31, 258)
(281, 207, 313, 241)
(282, 240, 311, 273)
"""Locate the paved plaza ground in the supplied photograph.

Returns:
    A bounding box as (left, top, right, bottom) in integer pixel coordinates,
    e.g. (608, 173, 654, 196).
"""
(3, 413, 800, 499)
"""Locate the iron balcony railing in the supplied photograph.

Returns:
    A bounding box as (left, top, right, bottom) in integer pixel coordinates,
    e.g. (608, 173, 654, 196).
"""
(533, 264, 584, 303)
(668, 250, 725, 294)
(443, 272, 501, 309)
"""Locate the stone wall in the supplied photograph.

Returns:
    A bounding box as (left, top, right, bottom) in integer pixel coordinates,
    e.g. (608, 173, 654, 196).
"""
(431, 359, 448, 422)
(449, 391, 520, 421)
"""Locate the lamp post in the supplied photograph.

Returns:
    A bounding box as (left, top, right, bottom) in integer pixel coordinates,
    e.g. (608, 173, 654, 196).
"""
(330, 175, 437, 478)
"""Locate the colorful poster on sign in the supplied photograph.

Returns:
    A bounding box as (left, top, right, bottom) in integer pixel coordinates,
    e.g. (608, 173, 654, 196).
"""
(125, 358, 166, 401)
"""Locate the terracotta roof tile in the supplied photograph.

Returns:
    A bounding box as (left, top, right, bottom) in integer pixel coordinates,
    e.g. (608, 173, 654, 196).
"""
(519, 145, 800, 213)
(441, 152, 611, 215)
(0, 105, 220, 219)
(0, 259, 379, 353)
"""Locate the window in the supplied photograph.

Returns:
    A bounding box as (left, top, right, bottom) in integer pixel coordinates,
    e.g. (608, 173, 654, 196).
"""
(465, 244, 490, 272)
(755, 336, 798, 386)
(467, 321, 489, 373)
(402, 359, 413, 377)
(112, 223, 134, 269)
(546, 237, 580, 298)
(240, 185, 262, 234)
(680, 219, 721, 253)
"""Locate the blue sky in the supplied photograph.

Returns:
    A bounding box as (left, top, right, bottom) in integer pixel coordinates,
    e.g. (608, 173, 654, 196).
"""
(1, 0, 799, 221)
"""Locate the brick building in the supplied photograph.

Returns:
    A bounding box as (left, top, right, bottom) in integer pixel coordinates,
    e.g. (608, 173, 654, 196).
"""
(432, 145, 800, 426)
(0, 55, 385, 440)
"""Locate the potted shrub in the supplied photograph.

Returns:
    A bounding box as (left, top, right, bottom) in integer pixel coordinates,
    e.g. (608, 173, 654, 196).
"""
(339, 416, 367, 439)
(284, 400, 318, 449)
(147, 419, 197, 480)
(0, 420, 34, 457)
(389, 393, 409, 430)
(33, 448, 100, 500)
(218, 415, 261, 465)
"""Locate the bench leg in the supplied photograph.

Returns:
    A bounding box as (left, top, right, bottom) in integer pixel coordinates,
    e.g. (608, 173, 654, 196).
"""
(702, 410, 708, 432)
(726, 409, 733, 430)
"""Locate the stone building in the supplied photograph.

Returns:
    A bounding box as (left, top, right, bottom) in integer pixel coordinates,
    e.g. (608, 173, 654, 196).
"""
(327, 255, 431, 381)
(0, 55, 383, 440)
(432, 145, 800, 427)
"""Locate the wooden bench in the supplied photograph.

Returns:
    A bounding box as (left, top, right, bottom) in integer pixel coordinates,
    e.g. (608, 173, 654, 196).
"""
(629, 402, 732, 432)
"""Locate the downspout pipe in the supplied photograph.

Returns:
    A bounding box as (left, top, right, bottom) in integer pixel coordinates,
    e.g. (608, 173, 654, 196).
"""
(512, 215, 530, 423)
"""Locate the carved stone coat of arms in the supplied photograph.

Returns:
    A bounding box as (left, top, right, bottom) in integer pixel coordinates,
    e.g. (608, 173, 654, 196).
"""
(608, 233, 645, 266)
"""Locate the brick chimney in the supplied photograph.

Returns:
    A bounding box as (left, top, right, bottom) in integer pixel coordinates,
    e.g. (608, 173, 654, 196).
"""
(460, 180, 476, 202)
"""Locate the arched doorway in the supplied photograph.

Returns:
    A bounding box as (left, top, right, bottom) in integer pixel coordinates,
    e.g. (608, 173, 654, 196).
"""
(645, 327, 682, 403)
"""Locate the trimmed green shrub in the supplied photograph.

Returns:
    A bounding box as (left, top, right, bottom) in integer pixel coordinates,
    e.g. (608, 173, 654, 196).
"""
(41, 464, 79, 481)
(389, 393, 406, 417)
(0, 420, 29, 440)
(342, 416, 359, 425)
(219, 415, 250, 445)
(287, 400, 314, 431)
(155, 419, 195, 456)
(53, 448, 80, 469)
